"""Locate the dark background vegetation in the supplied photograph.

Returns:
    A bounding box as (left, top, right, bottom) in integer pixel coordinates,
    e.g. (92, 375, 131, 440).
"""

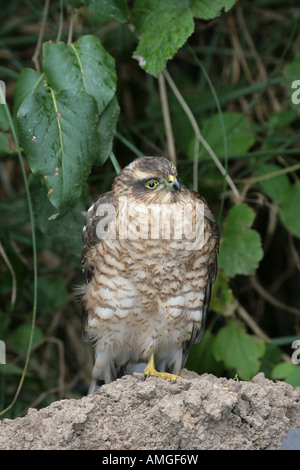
(0, 0, 300, 418)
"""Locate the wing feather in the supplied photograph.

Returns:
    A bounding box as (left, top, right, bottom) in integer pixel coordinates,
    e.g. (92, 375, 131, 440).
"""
(181, 192, 220, 368)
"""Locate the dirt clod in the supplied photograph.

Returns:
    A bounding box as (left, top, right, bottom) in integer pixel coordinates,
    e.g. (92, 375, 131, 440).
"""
(1, 371, 299, 450)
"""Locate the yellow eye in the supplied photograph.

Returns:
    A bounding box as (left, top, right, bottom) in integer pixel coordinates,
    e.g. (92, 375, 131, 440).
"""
(145, 180, 159, 189)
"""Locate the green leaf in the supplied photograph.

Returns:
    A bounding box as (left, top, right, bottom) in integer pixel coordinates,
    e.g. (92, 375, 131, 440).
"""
(17, 88, 100, 214)
(272, 362, 295, 379)
(37, 277, 68, 312)
(266, 109, 297, 133)
(8, 324, 43, 352)
(191, 0, 237, 20)
(196, 112, 255, 161)
(82, 0, 130, 23)
(133, 0, 194, 76)
(13, 68, 46, 118)
(97, 94, 120, 164)
(259, 342, 282, 379)
(279, 182, 300, 239)
(29, 174, 86, 257)
(218, 204, 263, 277)
(257, 163, 290, 203)
(213, 320, 265, 380)
(43, 35, 117, 114)
(185, 331, 223, 376)
(1, 362, 34, 377)
(210, 270, 233, 315)
(272, 362, 300, 388)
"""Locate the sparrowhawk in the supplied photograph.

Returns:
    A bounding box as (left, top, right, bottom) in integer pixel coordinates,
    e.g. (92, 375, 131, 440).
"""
(81, 156, 219, 392)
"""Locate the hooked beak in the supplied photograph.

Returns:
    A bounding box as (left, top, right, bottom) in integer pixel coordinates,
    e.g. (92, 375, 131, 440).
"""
(168, 175, 181, 192)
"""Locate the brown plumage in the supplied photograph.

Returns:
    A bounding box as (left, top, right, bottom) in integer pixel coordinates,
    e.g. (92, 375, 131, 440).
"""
(81, 156, 219, 392)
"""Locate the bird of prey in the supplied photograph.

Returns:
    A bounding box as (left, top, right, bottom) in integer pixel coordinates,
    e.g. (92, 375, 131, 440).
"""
(81, 156, 219, 393)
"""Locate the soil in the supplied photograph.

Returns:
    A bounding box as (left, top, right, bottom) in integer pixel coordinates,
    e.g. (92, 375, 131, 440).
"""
(0, 371, 299, 450)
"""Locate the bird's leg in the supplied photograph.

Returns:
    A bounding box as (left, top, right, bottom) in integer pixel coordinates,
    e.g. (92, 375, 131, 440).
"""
(142, 351, 181, 384)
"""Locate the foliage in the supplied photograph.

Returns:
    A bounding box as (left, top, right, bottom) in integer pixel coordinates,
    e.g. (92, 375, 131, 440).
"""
(0, 0, 300, 417)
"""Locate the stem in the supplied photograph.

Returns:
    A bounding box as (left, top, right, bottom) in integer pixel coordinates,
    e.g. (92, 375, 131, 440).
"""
(163, 69, 240, 201)
(110, 152, 121, 174)
(0, 94, 38, 417)
(158, 71, 176, 166)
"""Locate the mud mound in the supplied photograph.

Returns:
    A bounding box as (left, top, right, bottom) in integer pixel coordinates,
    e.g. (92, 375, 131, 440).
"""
(0, 371, 299, 450)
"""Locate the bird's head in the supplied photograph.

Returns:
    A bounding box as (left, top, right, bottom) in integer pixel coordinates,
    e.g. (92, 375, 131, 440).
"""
(112, 156, 182, 203)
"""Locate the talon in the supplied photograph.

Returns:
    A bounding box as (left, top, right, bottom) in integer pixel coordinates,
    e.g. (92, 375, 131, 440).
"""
(143, 352, 181, 383)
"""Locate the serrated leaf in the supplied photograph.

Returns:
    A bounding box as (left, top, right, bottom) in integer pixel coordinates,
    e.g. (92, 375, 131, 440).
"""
(257, 163, 290, 203)
(17, 88, 100, 214)
(218, 204, 263, 277)
(133, 0, 194, 76)
(82, 0, 130, 23)
(213, 320, 265, 380)
(279, 181, 300, 238)
(191, 0, 237, 19)
(194, 112, 255, 161)
(43, 35, 117, 114)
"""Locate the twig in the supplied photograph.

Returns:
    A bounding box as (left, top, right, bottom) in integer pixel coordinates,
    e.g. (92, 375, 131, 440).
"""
(32, 0, 50, 72)
(237, 4, 281, 113)
(158, 71, 176, 166)
(25, 371, 83, 413)
(0, 241, 17, 309)
(227, 12, 266, 125)
(235, 298, 270, 343)
(251, 276, 300, 316)
(193, 137, 200, 192)
(235, 298, 291, 362)
(288, 232, 300, 273)
(163, 69, 240, 201)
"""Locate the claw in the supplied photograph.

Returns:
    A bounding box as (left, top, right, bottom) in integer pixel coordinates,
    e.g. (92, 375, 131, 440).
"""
(142, 352, 181, 383)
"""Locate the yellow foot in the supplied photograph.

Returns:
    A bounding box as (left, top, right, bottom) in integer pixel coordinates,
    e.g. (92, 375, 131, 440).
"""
(142, 352, 181, 384)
